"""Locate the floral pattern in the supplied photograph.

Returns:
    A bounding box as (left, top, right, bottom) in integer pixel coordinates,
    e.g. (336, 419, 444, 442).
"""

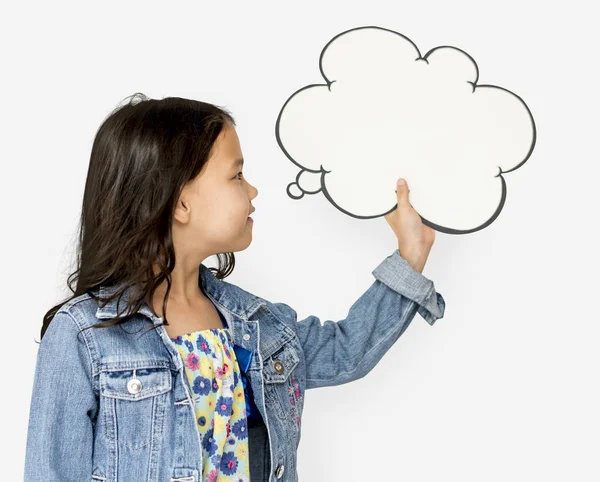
(288, 377, 303, 445)
(171, 328, 250, 482)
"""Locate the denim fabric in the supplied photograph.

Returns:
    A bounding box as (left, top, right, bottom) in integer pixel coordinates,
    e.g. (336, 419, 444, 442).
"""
(24, 248, 445, 481)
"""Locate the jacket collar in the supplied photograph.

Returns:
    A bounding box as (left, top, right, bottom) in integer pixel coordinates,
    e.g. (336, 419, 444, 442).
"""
(94, 263, 264, 325)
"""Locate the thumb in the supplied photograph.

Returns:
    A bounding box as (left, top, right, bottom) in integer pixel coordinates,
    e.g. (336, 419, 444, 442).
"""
(395, 178, 411, 208)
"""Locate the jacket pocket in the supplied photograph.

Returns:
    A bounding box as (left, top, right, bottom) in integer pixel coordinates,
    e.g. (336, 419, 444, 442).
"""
(99, 364, 172, 451)
(100, 365, 172, 401)
(263, 342, 301, 423)
(263, 342, 299, 384)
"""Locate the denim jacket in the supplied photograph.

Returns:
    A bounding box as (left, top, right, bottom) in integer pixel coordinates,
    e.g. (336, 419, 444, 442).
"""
(24, 249, 446, 482)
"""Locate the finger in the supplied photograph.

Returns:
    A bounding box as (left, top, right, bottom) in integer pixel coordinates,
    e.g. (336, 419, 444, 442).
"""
(395, 178, 411, 208)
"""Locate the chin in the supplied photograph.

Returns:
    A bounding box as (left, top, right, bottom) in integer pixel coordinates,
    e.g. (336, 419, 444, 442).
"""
(234, 235, 253, 252)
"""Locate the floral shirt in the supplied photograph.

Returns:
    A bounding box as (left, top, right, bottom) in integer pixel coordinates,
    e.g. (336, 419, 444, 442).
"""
(171, 327, 251, 482)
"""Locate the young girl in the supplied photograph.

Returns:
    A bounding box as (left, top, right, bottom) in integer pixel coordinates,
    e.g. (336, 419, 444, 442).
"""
(24, 93, 445, 482)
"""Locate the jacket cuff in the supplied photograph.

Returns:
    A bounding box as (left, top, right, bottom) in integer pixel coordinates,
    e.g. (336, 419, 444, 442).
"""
(371, 249, 446, 325)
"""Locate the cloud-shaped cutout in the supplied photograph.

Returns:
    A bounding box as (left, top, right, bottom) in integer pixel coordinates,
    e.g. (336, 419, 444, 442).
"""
(275, 26, 536, 235)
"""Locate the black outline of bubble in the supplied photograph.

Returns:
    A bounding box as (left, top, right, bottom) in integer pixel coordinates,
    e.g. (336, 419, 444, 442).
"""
(274, 25, 537, 235)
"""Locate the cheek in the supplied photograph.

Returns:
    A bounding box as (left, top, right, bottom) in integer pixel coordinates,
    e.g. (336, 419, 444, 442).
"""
(196, 204, 245, 239)
(192, 188, 248, 237)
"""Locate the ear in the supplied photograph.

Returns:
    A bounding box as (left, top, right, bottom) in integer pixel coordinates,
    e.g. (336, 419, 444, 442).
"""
(173, 195, 192, 224)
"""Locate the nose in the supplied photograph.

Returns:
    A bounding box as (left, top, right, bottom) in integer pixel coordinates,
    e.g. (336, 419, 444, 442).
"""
(248, 180, 258, 199)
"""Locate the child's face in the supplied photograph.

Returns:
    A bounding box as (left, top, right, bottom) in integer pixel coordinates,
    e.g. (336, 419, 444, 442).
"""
(174, 122, 258, 256)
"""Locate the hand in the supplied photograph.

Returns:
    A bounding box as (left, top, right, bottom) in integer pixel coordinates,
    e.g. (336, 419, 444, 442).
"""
(383, 178, 436, 273)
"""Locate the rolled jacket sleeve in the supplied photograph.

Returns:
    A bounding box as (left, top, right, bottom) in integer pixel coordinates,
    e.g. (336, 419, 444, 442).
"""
(372, 248, 446, 326)
(24, 310, 98, 482)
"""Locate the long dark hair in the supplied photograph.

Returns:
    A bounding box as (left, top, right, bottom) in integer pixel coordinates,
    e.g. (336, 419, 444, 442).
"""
(39, 93, 237, 342)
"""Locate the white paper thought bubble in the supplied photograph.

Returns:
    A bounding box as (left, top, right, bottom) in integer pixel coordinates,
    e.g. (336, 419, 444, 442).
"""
(276, 26, 536, 235)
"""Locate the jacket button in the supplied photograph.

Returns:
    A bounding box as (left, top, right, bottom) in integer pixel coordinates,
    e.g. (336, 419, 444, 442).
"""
(273, 361, 284, 374)
(243, 333, 251, 341)
(276, 463, 285, 478)
(127, 378, 142, 394)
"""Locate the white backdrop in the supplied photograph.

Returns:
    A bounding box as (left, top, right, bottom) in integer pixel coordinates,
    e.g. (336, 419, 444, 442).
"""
(3, 1, 599, 480)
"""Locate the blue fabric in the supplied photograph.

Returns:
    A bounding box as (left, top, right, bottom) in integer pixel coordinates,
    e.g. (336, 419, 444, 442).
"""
(232, 344, 261, 421)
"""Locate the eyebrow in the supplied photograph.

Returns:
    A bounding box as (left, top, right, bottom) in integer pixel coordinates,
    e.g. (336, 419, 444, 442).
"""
(232, 158, 244, 169)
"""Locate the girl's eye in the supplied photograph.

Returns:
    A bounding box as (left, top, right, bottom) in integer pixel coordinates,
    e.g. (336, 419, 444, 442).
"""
(236, 172, 243, 180)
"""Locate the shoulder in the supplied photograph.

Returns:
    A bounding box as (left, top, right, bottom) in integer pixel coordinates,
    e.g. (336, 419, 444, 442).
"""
(262, 299, 295, 322)
(209, 274, 269, 315)
(223, 281, 294, 320)
(214, 274, 294, 319)
(55, 291, 103, 332)
(204, 269, 299, 332)
(46, 292, 113, 367)
(39, 295, 100, 375)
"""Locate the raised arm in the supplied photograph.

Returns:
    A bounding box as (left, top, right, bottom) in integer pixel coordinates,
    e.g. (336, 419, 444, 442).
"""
(273, 248, 445, 390)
